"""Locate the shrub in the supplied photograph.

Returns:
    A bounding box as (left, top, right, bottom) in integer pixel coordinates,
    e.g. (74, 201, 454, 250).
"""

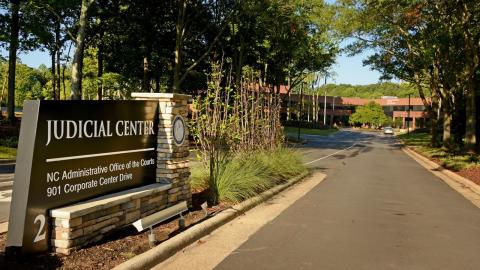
(0, 136, 18, 148)
(191, 148, 307, 204)
(190, 163, 209, 191)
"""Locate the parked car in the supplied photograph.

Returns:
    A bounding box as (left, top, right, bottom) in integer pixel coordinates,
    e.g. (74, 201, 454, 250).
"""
(383, 126, 394, 135)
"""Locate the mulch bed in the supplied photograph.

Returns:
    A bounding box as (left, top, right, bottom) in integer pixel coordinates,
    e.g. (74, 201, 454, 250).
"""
(457, 167, 480, 186)
(409, 147, 480, 187)
(0, 191, 229, 270)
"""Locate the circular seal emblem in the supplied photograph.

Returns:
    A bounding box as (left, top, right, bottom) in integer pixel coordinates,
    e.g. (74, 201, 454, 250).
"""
(172, 115, 186, 146)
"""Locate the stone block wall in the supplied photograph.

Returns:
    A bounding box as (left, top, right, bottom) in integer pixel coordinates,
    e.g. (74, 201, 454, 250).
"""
(132, 93, 192, 206)
(50, 184, 171, 254)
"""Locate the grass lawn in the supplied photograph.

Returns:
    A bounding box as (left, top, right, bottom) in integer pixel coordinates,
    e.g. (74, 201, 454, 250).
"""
(283, 126, 338, 137)
(397, 132, 480, 171)
(0, 145, 16, 160)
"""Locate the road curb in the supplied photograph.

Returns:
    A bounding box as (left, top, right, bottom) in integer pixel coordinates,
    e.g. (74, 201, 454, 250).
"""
(113, 171, 310, 270)
(402, 146, 480, 208)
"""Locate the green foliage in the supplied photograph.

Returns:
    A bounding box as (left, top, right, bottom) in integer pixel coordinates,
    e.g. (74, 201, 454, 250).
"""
(343, 0, 480, 151)
(318, 82, 416, 98)
(15, 62, 48, 104)
(81, 49, 131, 100)
(349, 101, 389, 127)
(393, 117, 403, 128)
(191, 62, 285, 204)
(0, 61, 53, 107)
(0, 136, 18, 148)
(190, 162, 209, 191)
(191, 148, 307, 204)
(399, 132, 480, 171)
(0, 146, 16, 159)
(0, 135, 18, 159)
(2, 0, 341, 102)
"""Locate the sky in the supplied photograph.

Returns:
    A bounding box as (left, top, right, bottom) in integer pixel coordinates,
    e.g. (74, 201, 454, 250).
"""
(332, 50, 384, 85)
(2, 42, 385, 86)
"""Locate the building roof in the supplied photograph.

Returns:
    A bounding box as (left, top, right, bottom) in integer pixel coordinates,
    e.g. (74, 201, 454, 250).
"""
(283, 94, 426, 106)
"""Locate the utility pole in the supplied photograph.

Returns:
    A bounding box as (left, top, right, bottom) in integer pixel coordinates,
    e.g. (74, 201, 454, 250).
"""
(297, 82, 305, 141)
(323, 76, 327, 126)
(407, 94, 411, 136)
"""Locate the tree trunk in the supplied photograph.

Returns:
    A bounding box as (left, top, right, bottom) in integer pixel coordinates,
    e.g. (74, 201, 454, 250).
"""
(70, 0, 92, 100)
(465, 79, 477, 151)
(155, 71, 160, 93)
(97, 39, 103, 100)
(55, 20, 61, 100)
(142, 55, 151, 92)
(235, 34, 244, 89)
(51, 52, 56, 100)
(56, 54, 61, 99)
(431, 117, 440, 147)
(476, 74, 480, 150)
(307, 102, 310, 122)
(173, 0, 186, 93)
(7, 0, 20, 121)
(442, 109, 452, 149)
(62, 41, 73, 100)
(0, 65, 7, 112)
(461, 0, 478, 152)
(96, 0, 106, 100)
(286, 75, 291, 121)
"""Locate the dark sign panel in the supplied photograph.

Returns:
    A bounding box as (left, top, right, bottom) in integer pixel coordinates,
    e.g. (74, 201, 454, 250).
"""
(7, 100, 159, 254)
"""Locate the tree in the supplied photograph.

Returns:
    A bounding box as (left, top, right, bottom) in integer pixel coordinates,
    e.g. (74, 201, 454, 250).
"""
(71, 0, 93, 100)
(0, 0, 340, 104)
(7, 0, 20, 121)
(173, 0, 234, 93)
(342, 0, 479, 151)
(318, 82, 417, 99)
(349, 102, 389, 127)
(25, 0, 77, 101)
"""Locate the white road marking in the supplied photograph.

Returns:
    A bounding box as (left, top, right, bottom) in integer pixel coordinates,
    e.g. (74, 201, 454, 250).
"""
(304, 143, 358, 165)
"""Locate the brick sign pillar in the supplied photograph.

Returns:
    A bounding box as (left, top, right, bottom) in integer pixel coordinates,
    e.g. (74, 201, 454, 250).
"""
(131, 93, 192, 206)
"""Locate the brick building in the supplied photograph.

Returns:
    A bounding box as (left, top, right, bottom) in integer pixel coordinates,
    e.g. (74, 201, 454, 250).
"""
(281, 93, 428, 129)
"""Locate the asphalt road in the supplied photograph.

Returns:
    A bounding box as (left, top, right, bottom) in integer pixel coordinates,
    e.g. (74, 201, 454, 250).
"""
(215, 129, 480, 270)
(0, 163, 14, 223)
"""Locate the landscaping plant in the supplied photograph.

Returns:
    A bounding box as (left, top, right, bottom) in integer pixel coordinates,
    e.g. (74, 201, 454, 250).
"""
(190, 148, 306, 204)
(191, 62, 298, 205)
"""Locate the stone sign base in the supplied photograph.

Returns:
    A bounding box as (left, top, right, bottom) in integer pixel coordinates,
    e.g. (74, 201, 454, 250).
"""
(132, 93, 193, 206)
(50, 183, 171, 254)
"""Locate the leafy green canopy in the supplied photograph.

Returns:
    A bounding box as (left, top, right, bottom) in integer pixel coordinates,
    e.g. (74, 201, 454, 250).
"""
(349, 101, 389, 126)
(318, 82, 416, 98)
(338, 0, 480, 150)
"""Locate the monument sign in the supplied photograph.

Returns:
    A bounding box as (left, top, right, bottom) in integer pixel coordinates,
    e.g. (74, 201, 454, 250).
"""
(7, 100, 159, 254)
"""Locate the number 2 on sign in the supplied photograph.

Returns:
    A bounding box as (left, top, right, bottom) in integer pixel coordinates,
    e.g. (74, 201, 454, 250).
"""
(33, 214, 46, 243)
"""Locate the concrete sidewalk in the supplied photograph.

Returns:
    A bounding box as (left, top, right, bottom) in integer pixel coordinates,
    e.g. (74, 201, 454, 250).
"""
(151, 172, 326, 270)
